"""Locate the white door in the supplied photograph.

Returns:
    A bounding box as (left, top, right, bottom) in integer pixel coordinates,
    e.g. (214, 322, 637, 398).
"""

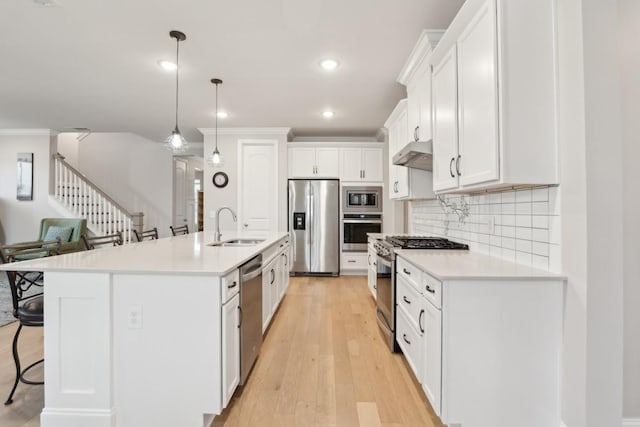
(362, 148, 383, 182)
(173, 158, 189, 228)
(432, 46, 460, 192)
(340, 148, 362, 181)
(239, 141, 277, 231)
(457, 0, 499, 187)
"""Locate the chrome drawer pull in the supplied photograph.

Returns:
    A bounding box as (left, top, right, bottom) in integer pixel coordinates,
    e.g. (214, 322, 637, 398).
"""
(403, 268, 411, 275)
(419, 309, 425, 333)
(403, 334, 411, 345)
(403, 296, 411, 304)
(227, 281, 237, 289)
(425, 285, 435, 294)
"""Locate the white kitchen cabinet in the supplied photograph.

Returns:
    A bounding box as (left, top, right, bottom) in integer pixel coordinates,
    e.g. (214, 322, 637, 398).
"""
(221, 291, 240, 408)
(395, 253, 563, 427)
(340, 147, 383, 182)
(288, 146, 339, 178)
(367, 242, 377, 299)
(262, 238, 289, 334)
(430, 0, 558, 193)
(340, 251, 367, 273)
(432, 46, 460, 192)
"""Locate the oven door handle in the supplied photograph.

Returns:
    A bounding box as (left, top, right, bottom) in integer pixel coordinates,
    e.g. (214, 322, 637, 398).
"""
(343, 219, 382, 224)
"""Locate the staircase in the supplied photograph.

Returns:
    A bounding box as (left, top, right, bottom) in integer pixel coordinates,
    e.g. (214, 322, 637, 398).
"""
(51, 153, 143, 243)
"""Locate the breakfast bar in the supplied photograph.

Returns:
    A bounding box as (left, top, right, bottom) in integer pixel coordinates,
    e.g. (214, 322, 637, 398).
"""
(0, 231, 289, 427)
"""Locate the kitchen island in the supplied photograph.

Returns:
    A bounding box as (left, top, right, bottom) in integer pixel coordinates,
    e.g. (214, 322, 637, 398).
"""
(0, 231, 289, 427)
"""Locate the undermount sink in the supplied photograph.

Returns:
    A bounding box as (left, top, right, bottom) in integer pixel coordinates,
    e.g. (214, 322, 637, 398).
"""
(208, 238, 266, 247)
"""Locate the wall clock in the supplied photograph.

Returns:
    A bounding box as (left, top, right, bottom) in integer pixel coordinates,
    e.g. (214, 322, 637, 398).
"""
(212, 171, 229, 188)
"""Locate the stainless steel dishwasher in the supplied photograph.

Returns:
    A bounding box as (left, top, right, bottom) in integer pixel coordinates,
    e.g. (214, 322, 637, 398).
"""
(239, 254, 262, 385)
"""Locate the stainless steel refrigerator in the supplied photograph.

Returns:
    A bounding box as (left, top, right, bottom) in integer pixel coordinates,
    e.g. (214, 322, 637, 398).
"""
(288, 179, 340, 275)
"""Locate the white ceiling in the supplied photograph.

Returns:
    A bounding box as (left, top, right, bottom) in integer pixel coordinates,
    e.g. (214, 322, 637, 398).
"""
(0, 0, 464, 142)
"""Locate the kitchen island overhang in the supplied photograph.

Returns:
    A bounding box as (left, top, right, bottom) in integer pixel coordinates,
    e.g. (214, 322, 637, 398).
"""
(0, 231, 289, 427)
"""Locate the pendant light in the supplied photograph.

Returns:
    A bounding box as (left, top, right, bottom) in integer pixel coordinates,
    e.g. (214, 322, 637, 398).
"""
(206, 78, 224, 166)
(164, 30, 189, 153)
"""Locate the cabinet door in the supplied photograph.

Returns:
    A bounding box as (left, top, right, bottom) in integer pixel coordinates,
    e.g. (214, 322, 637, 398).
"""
(288, 147, 316, 177)
(268, 261, 279, 316)
(422, 300, 442, 416)
(407, 79, 421, 142)
(315, 148, 340, 177)
(362, 148, 383, 182)
(432, 46, 460, 192)
(262, 266, 271, 333)
(417, 64, 433, 143)
(367, 247, 377, 299)
(222, 293, 240, 407)
(341, 148, 363, 181)
(394, 110, 410, 198)
(457, 0, 499, 187)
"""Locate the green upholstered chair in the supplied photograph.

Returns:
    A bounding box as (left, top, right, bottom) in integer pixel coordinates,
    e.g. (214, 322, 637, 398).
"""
(37, 218, 87, 254)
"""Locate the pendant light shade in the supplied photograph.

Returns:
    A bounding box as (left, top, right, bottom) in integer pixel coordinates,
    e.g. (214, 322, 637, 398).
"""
(164, 30, 189, 153)
(206, 78, 224, 167)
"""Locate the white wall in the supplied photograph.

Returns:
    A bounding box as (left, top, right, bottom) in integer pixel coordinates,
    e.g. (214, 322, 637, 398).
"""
(620, 0, 640, 419)
(58, 132, 174, 238)
(201, 128, 289, 234)
(0, 130, 59, 244)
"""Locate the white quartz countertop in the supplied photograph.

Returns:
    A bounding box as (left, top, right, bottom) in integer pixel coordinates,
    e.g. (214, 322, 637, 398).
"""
(395, 249, 566, 281)
(0, 231, 289, 276)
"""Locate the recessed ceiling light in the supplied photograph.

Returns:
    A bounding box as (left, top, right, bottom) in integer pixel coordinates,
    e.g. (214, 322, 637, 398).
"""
(320, 59, 339, 71)
(322, 111, 334, 119)
(216, 111, 228, 119)
(158, 60, 177, 71)
(33, 0, 60, 7)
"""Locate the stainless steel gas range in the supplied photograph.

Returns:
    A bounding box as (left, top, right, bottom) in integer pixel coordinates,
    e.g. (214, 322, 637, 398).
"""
(374, 236, 469, 352)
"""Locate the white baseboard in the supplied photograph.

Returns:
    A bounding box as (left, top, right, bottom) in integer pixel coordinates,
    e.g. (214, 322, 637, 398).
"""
(623, 418, 640, 427)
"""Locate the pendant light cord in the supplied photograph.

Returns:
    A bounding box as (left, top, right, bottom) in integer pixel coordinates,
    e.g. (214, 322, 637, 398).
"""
(215, 82, 218, 150)
(175, 37, 180, 128)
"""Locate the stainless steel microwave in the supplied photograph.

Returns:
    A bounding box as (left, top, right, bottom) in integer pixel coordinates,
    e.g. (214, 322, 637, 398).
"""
(342, 186, 382, 213)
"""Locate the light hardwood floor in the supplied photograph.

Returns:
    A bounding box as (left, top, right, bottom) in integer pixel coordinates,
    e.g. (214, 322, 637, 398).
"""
(0, 276, 442, 427)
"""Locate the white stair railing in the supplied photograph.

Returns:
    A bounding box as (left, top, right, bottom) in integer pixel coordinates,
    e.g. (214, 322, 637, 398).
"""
(53, 153, 143, 243)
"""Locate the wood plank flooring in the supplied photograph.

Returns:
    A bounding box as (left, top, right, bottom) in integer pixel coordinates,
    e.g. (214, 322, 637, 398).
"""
(0, 276, 442, 427)
(213, 276, 442, 427)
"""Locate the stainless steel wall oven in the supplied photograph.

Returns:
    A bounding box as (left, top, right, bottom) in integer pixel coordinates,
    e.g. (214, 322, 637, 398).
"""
(342, 214, 382, 252)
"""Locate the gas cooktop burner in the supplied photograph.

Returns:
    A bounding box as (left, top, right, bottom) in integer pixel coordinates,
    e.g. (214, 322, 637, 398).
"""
(385, 235, 469, 250)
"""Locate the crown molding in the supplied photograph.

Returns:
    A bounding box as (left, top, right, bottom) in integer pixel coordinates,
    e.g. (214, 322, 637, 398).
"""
(198, 127, 291, 136)
(0, 129, 55, 136)
(383, 98, 408, 129)
(397, 30, 444, 85)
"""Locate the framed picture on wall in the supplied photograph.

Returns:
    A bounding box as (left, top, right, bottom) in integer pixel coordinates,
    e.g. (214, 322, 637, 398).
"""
(17, 152, 33, 201)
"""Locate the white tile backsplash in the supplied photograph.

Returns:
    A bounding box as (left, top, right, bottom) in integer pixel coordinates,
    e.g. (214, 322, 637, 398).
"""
(410, 186, 561, 272)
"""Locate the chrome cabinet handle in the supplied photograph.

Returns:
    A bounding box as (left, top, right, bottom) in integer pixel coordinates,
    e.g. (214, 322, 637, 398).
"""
(270, 269, 275, 284)
(347, 260, 356, 263)
(449, 157, 455, 178)
(403, 268, 411, 275)
(425, 285, 436, 294)
(419, 309, 425, 333)
(368, 254, 371, 265)
(363, 169, 365, 179)
(238, 306, 243, 328)
(415, 125, 420, 142)
(403, 296, 411, 304)
(403, 334, 411, 345)
(227, 281, 237, 289)
(456, 155, 461, 176)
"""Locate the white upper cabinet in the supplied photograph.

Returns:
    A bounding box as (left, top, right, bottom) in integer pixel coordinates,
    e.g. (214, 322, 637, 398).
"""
(340, 147, 383, 182)
(288, 146, 339, 178)
(430, 0, 558, 193)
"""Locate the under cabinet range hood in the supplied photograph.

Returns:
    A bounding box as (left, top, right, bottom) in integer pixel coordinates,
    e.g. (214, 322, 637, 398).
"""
(392, 140, 433, 171)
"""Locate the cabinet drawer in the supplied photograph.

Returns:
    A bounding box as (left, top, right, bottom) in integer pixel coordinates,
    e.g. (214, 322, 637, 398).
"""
(221, 269, 240, 303)
(422, 272, 442, 309)
(397, 256, 422, 290)
(396, 305, 423, 381)
(341, 252, 367, 270)
(396, 274, 426, 334)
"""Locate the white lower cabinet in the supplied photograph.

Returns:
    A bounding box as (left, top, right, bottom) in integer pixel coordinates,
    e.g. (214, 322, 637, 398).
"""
(262, 238, 290, 334)
(341, 252, 368, 273)
(367, 243, 377, 299)
(395, 254, 563, 427)
(221, 291, 240, 408)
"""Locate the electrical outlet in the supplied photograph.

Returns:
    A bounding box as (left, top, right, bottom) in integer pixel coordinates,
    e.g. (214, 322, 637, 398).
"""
(128, 305, 142, 329)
